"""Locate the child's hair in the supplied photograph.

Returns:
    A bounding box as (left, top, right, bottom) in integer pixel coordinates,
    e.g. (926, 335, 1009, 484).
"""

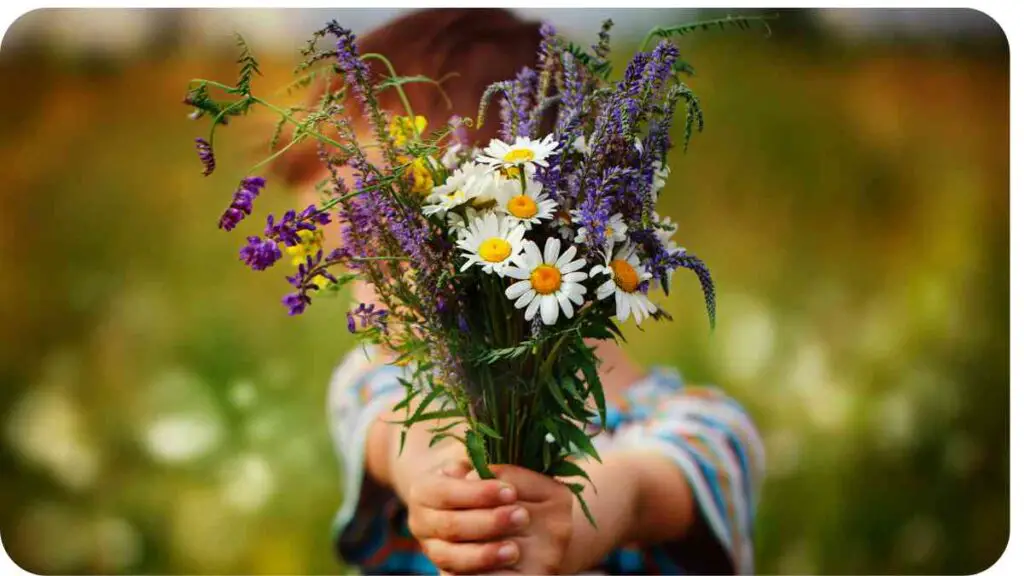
(277, 8, 545, 186)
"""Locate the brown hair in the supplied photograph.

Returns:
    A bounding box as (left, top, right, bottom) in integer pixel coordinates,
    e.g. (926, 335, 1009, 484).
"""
(275, 8, 544, 186)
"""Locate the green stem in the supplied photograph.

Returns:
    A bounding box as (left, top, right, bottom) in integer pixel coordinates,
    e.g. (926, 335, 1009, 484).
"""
(246, 134, 304, 175)
(191, 79, 348, 150)
(350, 256, 411, 263)
(360, 53, 419, 141)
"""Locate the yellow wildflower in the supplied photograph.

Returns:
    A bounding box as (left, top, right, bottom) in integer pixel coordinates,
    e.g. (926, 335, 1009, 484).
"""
(285, 229, 331, 289)
(285, 229, 324, 266)
(388, 115, 427, 147)
(405, 156, 435, 196)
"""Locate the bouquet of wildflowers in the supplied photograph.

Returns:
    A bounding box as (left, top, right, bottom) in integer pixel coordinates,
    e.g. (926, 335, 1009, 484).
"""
(185, 15, 770, 522)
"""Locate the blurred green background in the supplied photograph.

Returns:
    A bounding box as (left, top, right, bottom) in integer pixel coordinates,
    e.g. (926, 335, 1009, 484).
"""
(0, 8, 1009, 575)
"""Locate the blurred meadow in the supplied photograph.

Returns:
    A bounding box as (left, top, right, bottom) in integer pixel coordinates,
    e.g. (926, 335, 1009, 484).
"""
(0, 8, 1009, 575)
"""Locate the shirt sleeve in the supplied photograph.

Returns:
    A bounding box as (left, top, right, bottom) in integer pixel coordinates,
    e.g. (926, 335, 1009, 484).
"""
(608, 368, 766, 575)
(325, 344, 415, 570)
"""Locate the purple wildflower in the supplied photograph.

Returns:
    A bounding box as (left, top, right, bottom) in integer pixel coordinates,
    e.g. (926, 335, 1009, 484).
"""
(347, 303, 388, 334)
(573, 167, 629, 255)
(218, 176, 266, 231)
(642, 41, 679, 101)
(512, 67, 538, 138)
(265, 205, 331, 247)
(449, 115, 470, 149)
(283, 292, 311, 316)
(239, 236, 281, 271)
(282, 249, 343, 316)
(195, 138, 215, 176)
(333, 26, 372, 110)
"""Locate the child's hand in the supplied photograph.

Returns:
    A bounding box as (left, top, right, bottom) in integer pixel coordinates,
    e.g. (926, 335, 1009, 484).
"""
(406, 459, 530, 574)
(490, 464, 576, 575)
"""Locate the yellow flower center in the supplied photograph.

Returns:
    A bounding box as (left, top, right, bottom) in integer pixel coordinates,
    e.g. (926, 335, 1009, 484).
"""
(479, 238, 513, 263)
(610, 259, 640, 293)
(444, 190, 465, 203)
(530, 265, 562, 295)
(501, 166, 522, 180)
(503, 148, 536, 164)
(507, 195, 538, 219)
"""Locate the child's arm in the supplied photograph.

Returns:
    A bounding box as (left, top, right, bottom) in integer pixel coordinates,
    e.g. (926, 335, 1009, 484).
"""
(489, 368, 765, 575)
(329, 343, 528, 573)
(477, 449, 697, 574)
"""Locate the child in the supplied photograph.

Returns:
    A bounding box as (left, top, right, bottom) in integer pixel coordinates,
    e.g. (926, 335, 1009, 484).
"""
(278, 9, 765, 575)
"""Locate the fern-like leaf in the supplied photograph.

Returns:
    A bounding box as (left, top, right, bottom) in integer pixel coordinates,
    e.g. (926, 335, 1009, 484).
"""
(563, 43, 613, 81)
(642, 13, 778, 51)
(234, 33, 262, 95)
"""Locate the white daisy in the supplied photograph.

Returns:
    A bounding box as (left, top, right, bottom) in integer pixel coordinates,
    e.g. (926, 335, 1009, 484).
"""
(494, 178, 557, 230)
(456, 212, 526, 276)
(651, 212, 685, 289)
(446, 206, 482, 232)
(477, 134, 559, 172)
(422, 162, 492, 216)
(650, 160, 671, 203)
(505, 237, 588, 325)
(573, 211, 628, 247)
(590, 242, 657, 325)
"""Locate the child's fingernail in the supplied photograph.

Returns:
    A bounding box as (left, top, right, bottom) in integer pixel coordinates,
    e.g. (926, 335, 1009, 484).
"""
(510, 507, 529, 528)
(498, 542, 518, 563)
(499, 485, 516, 503)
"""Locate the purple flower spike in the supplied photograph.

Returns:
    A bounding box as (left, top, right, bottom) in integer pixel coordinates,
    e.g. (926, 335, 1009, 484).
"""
(239, 236, 281, 271)
(283, 292, 312, 316)
(219, 176, 266, 231)
(195, 138, 215, 176)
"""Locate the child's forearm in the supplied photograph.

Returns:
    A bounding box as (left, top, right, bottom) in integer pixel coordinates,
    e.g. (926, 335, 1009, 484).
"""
(563, 450, 697, 573)
(365, 398, 467, 502)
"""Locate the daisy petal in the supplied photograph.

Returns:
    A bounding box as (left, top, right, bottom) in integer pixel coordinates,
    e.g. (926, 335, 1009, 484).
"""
(555, 245, 577, 268)
(525, 297, 541, 320)
(543, 237, 560, 264)
(556, 292, 574, 320)
(561, 258, 587, 274)
(540, 295, 558, 325)
(616, 292, 630, 322)
(515, 289, 536, 309)
(524, 241, 543, 267)
(506, 280, 532, 299)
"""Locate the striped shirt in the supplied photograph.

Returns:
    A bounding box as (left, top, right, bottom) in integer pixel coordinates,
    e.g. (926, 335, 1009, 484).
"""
(327, 346, 765, 575)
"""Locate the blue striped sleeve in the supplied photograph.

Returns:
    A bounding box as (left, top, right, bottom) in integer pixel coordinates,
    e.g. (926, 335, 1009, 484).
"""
(612, 368, 766, 575)
(325, 345, 409, 567)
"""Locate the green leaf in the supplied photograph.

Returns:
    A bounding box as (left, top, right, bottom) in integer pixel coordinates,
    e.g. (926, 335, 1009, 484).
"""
(475, 421, 503, 440)
(545, 376, 572, 414)
(564, 423, 602, 463)
(550, 460, 591, 483)
(415, 409, 462, 422)
(428, 420, 463, 434)
(581, 361, 606, 429)
(429, 432, 465, 448)
(402, 385, 443, 425)
(567, 482, 598, 528)
(398, 429, 408, 457)
(465, 430, 496, 479)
